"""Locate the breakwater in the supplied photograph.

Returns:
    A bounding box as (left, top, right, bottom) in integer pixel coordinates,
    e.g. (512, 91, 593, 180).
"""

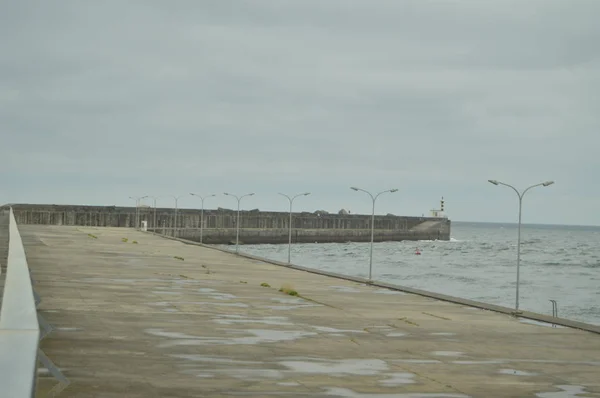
(3, 204, 450, 244)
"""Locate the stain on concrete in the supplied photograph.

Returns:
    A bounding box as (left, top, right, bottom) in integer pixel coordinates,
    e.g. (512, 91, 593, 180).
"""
(520, 319, 566, 328)
(157, 329, 317, 347)
(498, 368, 537, 376)
(431, 351, 464, 357)
(323, 387, 470, 397)
(535, 385, 589, 398)
(280, 358, 388, 376)
(213, 315, 293, 326)
(379, 372, 416, 386)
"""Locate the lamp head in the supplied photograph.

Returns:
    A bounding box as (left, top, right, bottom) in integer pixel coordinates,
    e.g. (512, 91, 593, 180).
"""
(303, 192, 311, 196)
(390, 189, 398, 193)
(350, 187, 359, 191)
(224, 192, 230, 196)
(488, 179, 499, 185)
(542, 181, 554, 187)
(248, 193, 255, 196)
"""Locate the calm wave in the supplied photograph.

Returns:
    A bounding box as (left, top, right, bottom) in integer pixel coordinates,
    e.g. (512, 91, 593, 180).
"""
(230, 222, 600, 326)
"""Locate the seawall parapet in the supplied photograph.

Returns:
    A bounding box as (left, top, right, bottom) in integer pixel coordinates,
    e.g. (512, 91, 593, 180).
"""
(2, 203, 450, 244)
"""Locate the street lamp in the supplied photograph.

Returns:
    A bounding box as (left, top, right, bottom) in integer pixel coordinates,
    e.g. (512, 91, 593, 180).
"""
(128, 195, 147, 229)
(147, 196, 162, 232)
(169, 195, 186, 237)
(224, 192, 255, 253)
(278, 192, 311, 263)
(190, 193, 216, 244)
(350, 187, 398, 281)
(488, 179, 554, 312)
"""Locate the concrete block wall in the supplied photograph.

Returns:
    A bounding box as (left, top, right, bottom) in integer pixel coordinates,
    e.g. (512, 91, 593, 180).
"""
(2, 204, 451, 244)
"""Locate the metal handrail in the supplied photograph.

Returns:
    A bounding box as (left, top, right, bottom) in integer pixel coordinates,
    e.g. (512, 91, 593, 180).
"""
(0, 207, 40, 397)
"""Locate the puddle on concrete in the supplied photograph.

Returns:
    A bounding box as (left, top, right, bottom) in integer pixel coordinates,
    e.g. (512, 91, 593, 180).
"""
(329, 285, 361, 293)
(44, 310, 59, 313)
(83, 277, 172, 284)
(271, 297, 306, 304)
(158, 329, 317, 347)
(313, 326, 366, 334)
(163, 308, 178, 312)
(536, 385, 589, 398)
(178, 369, 215, 378)
(172, 354, 262, 365)
(455, 359, 600, 366)
(386, 332, 407, 337)
(430, 332, 456, 336)
(146, 329, 199, 339)
(374, 289, 406, 295)
(393, 359, 442, 364)
(263, 304, 323, 311)
(194, 301, 249, 308)
(214, 315, 292, 326)
(228, 369, 284, 380)
(280, 359, 388, 376)
(55, 327, 83, 332)
(431, 351, 464, 357)
(197, 288, 237, 300)
(148, 301, 170, 307)
(278, 382, 301, 387)
(148, 301, 248, 308)
(453, 360, 506, 365)
(323, 387, 470, 397)
(519, 319, 565, 328)
(498, 369, 537, 376)
(38, 367, 67, 375)
(379, 372, 415, 386)
(151, 291, 182, 295)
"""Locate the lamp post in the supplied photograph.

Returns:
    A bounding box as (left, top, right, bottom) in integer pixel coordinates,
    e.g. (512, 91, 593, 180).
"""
(224, 192, 255, 253)
(488, 179, 554, 312)
(128, 195, 147, 229)
(169, 195, 186, 237)
(190, 193, 216, 244)
(278, 192, 311, 263)
(350, 187, 398, 281)
(148, 196, 161, 232)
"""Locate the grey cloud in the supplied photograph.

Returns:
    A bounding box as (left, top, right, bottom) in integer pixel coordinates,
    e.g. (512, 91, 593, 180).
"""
(1, 0, 599, 224)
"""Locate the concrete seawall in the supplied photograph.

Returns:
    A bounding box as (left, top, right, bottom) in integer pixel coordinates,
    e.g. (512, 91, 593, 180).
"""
(3, 203, 451, 244)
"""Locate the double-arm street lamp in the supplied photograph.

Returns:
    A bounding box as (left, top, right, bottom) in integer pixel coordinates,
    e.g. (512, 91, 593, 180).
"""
(169, 195, 186, 237)
(488, 179, 554, 312)
(147, 196, 162, 232)
(278, 192, 311, 263)
(190, 193, 216, 244)
(129, 195, 147, 229)
(224, 192, 255, 253)
(350, 187, 398, 281)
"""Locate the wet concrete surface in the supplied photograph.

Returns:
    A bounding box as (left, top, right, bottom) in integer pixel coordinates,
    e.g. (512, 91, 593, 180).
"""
(20, 225, 600, 398)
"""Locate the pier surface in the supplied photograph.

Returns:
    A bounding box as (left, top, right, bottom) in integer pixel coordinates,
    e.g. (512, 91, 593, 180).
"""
(21, 225, 600, 397)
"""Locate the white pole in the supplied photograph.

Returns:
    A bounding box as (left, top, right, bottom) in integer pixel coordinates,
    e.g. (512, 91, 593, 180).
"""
(488, 179, 554, 311)
(278, 192, 310, 264)
(224, 192, 255, 254)
(350, 187, 398, 281)
(190, 193, 216, 244)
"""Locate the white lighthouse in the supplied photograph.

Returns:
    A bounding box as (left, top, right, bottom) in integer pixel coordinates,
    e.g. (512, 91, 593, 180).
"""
(430, 197, 447, 218)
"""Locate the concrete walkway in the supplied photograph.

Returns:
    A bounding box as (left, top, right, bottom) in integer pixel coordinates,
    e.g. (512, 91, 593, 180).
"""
(22, 225, 600, 398)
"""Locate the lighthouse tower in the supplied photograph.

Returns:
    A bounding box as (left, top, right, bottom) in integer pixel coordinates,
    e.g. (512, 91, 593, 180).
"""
(430, 197, 447, 218)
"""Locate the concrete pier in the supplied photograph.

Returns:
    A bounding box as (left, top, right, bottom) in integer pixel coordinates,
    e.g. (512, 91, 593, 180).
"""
(22, 225, 600, 397)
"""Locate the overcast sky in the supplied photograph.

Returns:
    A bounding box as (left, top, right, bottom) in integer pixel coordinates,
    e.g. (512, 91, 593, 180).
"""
(1, 0, 599, 225)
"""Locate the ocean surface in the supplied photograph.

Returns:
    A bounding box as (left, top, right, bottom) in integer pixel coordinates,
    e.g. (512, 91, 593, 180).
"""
(228, 222, 600, 326)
